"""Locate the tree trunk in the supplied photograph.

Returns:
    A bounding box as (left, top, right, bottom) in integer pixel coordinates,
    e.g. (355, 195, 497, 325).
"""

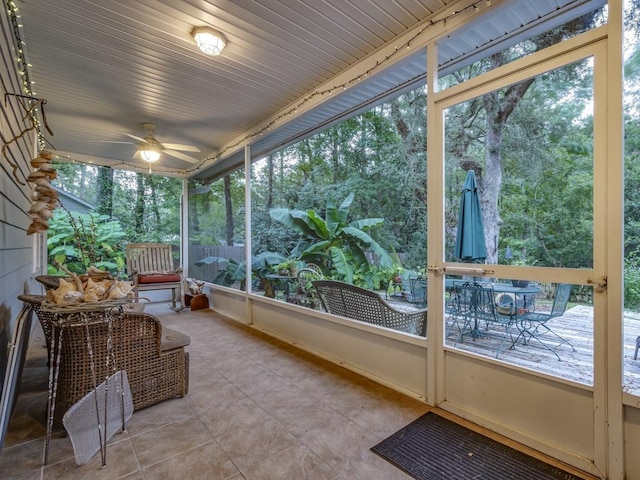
(481, 92, 504, 264)
(224, 174, 234, 246)
(134, 173, 145, 235)
(190, 196, 200, 238)
(279, 150, 285, 193)
(389, 96, 426, 155)
(79, 163, 87, 194)
(331, 131, 339, 184)
(95, 166, 114, 217)
(266, 154, 274, 229)
(454, 14, 597, 264)
(148, 175, 161, 226)
(479, 76, 534, 264)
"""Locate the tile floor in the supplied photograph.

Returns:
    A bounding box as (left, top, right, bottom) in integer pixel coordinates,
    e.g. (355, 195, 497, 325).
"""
(0, 303, 431, 479)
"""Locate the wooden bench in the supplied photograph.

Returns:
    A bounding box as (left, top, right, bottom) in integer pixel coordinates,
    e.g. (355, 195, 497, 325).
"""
(126, 243, 184, 310)
(312, 279, 427, 336)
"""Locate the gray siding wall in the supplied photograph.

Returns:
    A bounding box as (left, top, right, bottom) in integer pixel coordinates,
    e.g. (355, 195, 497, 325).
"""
(0, 6, 39, 419)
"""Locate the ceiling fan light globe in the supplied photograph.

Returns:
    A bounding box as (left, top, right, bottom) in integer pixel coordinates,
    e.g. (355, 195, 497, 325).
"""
(140, 149, 160, 162)
(192, 27, 227, 56)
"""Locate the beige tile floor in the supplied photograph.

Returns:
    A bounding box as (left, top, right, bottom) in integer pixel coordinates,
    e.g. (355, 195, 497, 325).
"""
(0, 303, 431, 479)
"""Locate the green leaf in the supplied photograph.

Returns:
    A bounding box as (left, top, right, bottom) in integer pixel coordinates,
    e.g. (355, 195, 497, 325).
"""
(347, 242, 369, 267)
(195, 256, 228, 266)
(341, 227, 393, 268)
(94, 261, 118, 270)
(53, 252, 67, 265)
(268, 208, 293, 226)
(301, 241, 331, 256)
(368, 239, 394, 268)
(325, 197, 340, 233)
(329, 246, 353, 284)
(46, 210, 128, 275)
(305, 210, 330, 239)
(337, 193, 354, 225)
(50, 245, 79, 256)
(348, 218, 384, 231)
(226, 259, 247, 281)
(341, 226, 375, 245)
(253, 251, 287, 266)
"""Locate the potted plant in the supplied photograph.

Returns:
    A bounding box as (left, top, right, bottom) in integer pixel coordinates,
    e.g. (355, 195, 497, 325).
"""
(392, 265, 404, 284)
(385, 265, 404, 298)
(275, 257, 300, 277)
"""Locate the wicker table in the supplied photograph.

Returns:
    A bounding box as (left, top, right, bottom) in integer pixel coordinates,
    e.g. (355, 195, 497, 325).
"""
(19, 297, 132, 466)
(46, 301, 132, 466)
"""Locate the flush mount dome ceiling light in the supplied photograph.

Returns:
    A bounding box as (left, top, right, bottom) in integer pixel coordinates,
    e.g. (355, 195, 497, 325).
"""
(191, 26, 227, 56)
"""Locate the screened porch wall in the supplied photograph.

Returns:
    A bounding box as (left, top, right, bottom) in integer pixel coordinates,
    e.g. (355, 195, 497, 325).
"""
(192, 2, 636, 478)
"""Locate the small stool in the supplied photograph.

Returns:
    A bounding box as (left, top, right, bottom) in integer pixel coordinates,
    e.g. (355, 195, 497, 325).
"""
(184, 293, 209, 311)
(634, 336, 640, 360)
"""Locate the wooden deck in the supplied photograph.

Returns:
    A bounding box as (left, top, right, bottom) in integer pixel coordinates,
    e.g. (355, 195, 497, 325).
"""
(390, 296, 640, 395)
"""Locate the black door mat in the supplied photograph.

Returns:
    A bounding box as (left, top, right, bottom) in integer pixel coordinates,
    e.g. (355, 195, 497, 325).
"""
(371, 411, 586, 480)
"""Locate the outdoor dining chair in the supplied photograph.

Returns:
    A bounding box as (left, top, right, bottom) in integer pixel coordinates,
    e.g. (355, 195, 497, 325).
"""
(452, 281, 515, 358)
(409, 276, 427, 307)
(444, 285, 462, 337)
(512, 283, 576, 360)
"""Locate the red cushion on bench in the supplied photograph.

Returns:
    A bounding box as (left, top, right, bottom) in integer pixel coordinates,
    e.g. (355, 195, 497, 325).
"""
(138, 273, 181, 284)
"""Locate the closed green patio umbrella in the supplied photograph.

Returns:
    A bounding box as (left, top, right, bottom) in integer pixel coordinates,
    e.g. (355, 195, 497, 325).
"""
(454, 170, 487, 263)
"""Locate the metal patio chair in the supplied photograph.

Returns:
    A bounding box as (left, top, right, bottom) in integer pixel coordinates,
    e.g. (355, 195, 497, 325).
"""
(409, 276, 427, 307)
(452, 281, 514, 358)
(512, 283, 576, 360)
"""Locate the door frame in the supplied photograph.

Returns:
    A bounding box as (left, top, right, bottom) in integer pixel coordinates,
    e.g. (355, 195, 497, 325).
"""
(425, 25, 618, 477)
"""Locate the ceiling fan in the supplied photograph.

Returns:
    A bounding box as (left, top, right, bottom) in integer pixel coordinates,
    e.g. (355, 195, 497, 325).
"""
(124, 123, 201, 164)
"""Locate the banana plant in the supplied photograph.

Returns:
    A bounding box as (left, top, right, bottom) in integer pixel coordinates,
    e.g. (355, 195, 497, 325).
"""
(269, 193, 393, 284)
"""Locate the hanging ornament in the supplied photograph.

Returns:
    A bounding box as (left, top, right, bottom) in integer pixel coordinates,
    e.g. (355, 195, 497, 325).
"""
(26, 150, 59, 235)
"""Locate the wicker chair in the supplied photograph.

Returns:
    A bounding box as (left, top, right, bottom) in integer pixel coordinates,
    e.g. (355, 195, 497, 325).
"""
(18, 295, 189, 425)
(312, 280, 427, 336)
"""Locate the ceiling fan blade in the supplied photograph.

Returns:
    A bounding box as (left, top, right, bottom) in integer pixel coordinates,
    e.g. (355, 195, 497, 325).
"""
(125, 133, 148, 143)
(95, 140, 135, 144)
(162, 143, 201, 152)
(164, 149, 200, 164)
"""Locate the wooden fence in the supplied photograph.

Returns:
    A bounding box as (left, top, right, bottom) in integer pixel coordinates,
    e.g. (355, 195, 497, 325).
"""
(188, 245, 245, 283)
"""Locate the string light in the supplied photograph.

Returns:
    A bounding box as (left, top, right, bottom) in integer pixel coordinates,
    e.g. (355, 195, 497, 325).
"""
(185, 0, 496, 176)
(7, 0, 45, 151)
(7, 0, 582, 177)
